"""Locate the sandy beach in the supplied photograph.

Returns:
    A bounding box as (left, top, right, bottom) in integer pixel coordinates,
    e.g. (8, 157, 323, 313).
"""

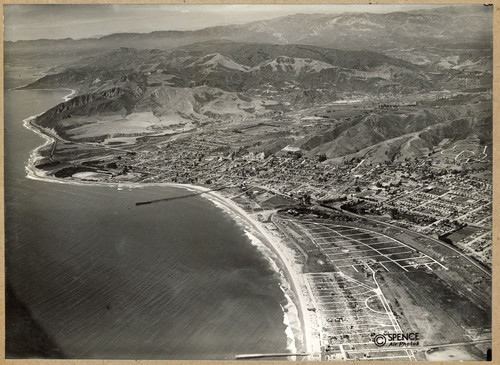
(22, 89, 315, 358)
(190, 186, 315, 355)
(25, 162, 315, 357)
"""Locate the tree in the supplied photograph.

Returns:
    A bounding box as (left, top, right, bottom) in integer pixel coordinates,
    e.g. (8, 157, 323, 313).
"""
(317, 153, 327, 162)
(302, 193, 311, 205)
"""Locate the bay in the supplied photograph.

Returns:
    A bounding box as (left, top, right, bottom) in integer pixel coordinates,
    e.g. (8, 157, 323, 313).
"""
(4, 88, 288, 359)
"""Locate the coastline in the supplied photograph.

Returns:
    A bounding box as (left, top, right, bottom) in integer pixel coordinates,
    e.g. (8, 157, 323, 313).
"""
(196, 188, 313, 355)
(12, 86, 77, 102)
(21, 89, 313, 357)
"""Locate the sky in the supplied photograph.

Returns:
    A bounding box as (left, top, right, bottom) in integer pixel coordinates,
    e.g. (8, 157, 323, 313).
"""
(3, 4, 449, 41)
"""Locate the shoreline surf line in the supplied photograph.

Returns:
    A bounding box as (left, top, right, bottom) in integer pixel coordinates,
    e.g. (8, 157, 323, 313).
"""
(243, 230, 299, 355)
(200, 190, 314, 356)
(12, 86, 77, 102)
(20, 89, 314, 358)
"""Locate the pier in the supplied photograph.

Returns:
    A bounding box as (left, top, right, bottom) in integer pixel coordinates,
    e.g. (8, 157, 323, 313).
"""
(235, 353, 309, 360)
(135, 186, 227, 206)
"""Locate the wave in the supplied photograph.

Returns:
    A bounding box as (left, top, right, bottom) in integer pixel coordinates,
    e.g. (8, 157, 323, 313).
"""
(20, 88, 306, 356)
(243, 230, 302, 355)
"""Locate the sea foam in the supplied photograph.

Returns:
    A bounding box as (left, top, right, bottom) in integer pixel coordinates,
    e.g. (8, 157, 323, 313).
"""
(244, 230, 301, 355)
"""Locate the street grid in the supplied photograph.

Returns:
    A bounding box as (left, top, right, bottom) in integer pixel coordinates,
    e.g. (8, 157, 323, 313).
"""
(281, 217, 454, 361)
(299, 220, 448, 273)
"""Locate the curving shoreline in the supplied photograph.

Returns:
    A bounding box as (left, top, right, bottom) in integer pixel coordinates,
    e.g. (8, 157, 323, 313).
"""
(198, 188, 313, 355)
(22, 89, 313, 357)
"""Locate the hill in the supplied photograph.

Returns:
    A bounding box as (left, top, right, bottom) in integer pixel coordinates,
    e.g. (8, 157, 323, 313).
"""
(24, 41, 440, 146)
(10, 7, 491, 166)
(24, 42, 429, 94)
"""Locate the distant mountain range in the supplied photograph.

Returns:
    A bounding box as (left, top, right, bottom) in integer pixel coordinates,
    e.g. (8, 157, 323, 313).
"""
(6, 5, 492, 64)
(24, 41, 437, 141)
(27, 42, 429, 93)
(8, 6, 493, 164)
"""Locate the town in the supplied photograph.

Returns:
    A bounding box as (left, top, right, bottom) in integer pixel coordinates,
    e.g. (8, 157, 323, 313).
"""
(38, 96, 491, 361)
(81, 98, 491, 271)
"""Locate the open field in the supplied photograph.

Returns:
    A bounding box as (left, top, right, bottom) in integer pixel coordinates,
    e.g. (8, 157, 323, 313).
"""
(273, 211, 491, 361)
(294, 220, 447, 274)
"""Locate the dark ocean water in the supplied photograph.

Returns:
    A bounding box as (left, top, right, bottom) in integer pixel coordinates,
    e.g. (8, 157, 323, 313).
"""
(4, 89, 288, 359)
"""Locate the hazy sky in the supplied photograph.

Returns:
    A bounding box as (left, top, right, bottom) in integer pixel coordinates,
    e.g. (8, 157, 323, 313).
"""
(4, 4, 449, 41)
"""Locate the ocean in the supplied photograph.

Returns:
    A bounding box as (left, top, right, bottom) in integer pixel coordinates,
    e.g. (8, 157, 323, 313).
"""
(4, 88, 291, 359)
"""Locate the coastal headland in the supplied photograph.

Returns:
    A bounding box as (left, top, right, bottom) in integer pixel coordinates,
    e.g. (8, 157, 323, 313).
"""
(22, 89, 314, 358)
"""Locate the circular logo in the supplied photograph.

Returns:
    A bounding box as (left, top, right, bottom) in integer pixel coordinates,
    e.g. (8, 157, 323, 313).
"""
(373, 334, 387, 347)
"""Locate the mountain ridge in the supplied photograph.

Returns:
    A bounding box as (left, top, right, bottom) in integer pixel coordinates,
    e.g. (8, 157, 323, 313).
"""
(10, 7, 492, 167)
(6, 6, 491, 55)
